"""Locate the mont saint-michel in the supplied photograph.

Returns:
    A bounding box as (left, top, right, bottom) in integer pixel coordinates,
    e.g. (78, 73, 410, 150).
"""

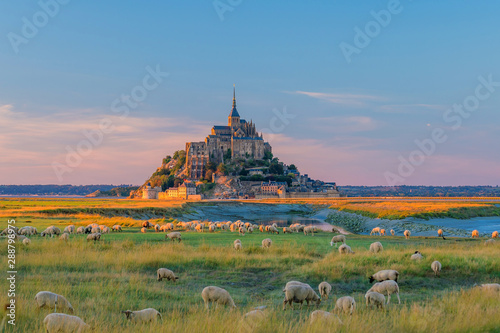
(135, 88, 341, 200)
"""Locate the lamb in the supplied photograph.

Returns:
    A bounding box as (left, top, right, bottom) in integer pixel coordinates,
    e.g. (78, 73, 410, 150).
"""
(475, 283, 500, 292)
(367, 280, 400, 304)
(330, 235, 346, 247)
(309, 310, 342, 325)
(122, 308, 162, 323)
(303, 226, 315, 236)
(318, 281, 332, 300)
(112, 225, 122, 232)
(471, 230, 479, 238)
(59, 233, 69, 241)
(239, 226, 247, 236)
(404, 230, 411, 239)
(338, 244, 355, 254)
(100, 226, 110, 234)
(369, 242, 383, 253)
(22, 238, 31, 245)
(166, 232, 182, 242)
(410, 251, 423, 260)
(283, 285, 321, 310)
(43, 313, 89, 333)
(83, 225, 93, 234)
(431, 261, 442, 277)
(365, 291, 385, 309)
(86, 233, 101, 242)
(369, 270, 399, 283)
(234, 239, 242, 251)
(15, 234, 27, 242)
(201, 286, 236, 309)
(63, 225, 75, 234)
(492, 231, 499, 238)
(76, 227, 85, 234)
(262, 238, 272, 248)
(157, 268, 179, 282)
(141, 227, 147, 233)
(390, 229, 395, 236)
(35, 291, 74, 313)
(334, 296, 356, 315)
(370, 227, 381, 236)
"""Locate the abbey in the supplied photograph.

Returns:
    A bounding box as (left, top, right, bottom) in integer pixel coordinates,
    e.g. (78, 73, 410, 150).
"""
(186, 87, 271, 179)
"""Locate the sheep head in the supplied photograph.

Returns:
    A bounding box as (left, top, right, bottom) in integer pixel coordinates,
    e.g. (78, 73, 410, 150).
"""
(122, 310, 133, 320)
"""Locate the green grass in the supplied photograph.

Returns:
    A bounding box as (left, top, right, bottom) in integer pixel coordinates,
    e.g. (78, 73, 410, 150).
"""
(1, 220, 499, 332)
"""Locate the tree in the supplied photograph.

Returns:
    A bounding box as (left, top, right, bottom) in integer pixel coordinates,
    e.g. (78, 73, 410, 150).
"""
(288, 164, 297, 170)
(217, 163, 228, 175)
(224, 149, 232, 161)
(268, 162, 284, 175)
(163, 155, 172, 165)
(263, 151, 273, 160)
(205, 161, 217, 172)
(204, 170, 213, 182)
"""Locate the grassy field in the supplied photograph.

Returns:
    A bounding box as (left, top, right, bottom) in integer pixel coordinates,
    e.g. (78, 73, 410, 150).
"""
(1, 221, 499, 332)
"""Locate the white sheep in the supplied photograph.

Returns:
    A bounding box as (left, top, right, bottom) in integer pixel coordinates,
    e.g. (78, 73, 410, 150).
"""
(262, 238, 272, 248)
(334, 296, 356, 315)
(157, 268, 179, 282)
(410, 251, 423, 260)
(240, 309, 266, 332)
(309, 310, 342, 325)
(166, 232, 182, 242)
(365, 291, 385, 309)
(91, 226, 100, 234)
(209, 224, 216, 232)
(63, 225, 75, 234)
(76, 227, 85, 234)
(239, 226, 247, 236)
(318, 281, 332, 300)
(41, 226, 61, 237)
(475, 283, 500, 292)
(112, 225, 122, 232)
(367, 280, 400, 304)
(122, 308, 162, 323)
(330, 235, 346, 247)
(283, 285, 321, 310)
(35, 291, 74, 313)
(59, 233, 69, 241)
(100, 226, 110, 234)
(86, 233, 101, 242)
(369, 242, 383, 253)
(303, 226, 316, 236)
(484, 239, 496, 245)
(201, 286, 236, 309)
(234, 239, 242, 251)
(283, 281, 311, 291)
(404, 230, 411, 239)
(369, 270, 399, 283)
(43, 313, 89, 333)
(22, 238, 31, 245)
(431, 261, 442, 277)
(338, 244, 355, 254)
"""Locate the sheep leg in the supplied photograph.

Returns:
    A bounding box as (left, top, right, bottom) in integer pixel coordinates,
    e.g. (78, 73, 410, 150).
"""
(396, 293, 401, 304)
(387, 293, 391, 304)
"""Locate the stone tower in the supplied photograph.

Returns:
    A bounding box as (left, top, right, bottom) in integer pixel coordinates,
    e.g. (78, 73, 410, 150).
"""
(228, 85, 240, 128)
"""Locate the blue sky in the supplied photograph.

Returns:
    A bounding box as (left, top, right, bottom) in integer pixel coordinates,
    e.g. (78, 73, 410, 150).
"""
(1, 1, 499, 185)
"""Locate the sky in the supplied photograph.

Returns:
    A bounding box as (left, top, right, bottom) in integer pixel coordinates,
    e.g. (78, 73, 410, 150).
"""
(1, 0, 499, 186)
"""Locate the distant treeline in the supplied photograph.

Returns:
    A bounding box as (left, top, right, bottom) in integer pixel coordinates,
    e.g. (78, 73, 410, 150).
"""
(0, 185, 137, 196)
(339, 185, 500, 197)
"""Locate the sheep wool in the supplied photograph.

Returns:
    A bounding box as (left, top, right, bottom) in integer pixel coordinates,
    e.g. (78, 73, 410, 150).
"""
(367, 280, 400, 304)
(334, 296, 356, 315)
(318, 282, 332, 300)
(157, 268, 179, 282)
(262, 238, 272, 248)
(369, 242, 383, 253)
(431, 261, 442, 277)
(122, 308, 162, 323)
(43, 313, 89, 333)
(369, 270, 399, 283)
(365, 291, 385, 309)
(201, 286, 236, 309)
(35, 291, 74, 313)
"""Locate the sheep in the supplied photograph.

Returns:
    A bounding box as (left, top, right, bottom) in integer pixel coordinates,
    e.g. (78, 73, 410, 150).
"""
(390, 229, 395, 236)
(365, 291, 385, 309)
(338, 244, 355, 254)
(283, 285, 321, 310)
(404, 230, 411, 239)
(15, 234, 27, 242)
(63, 225, 75, 234)
(247, 226, 254, 233)
(334, 296, 356, 315)
(471, 229, 479, 238)
(369, 242, 383, 253)
(19, 226, 37, 236)
(195, 224, 204, 232)
(262, 238, 272, 248)
(83, 226, 93, 234)
(309, 310, 342, 325)
(154, 224, 161, 232)
(370, 227, 381, 236)
(166, 232, 182, 242)
(59, 233, 69, 242)
(303, 226, 315, 236)
(112, 225, 122, 232)
(239, 226, 247, 236)
(369, 270, 399, 283)
(35, 291, 74, 313)
(318, 281, 332, 300)
(43, 313, 89, 333)
(41, 226, 61, 237)
(438, 229, 443, 237)
(165, 223, 174, 231)
(234, 239, 242, 251)
(367, 280, 400, 304)
(221, 224, 229, 231)
(475, 283, 500, 292)
(201, 286, 236, 309)
(141, 227, 147, 233)
(142, 221, 154, 229)
(484, 239, 496, 245)
(492, 231, 499, 238)
(380, 229, 386, 236)
(283, 281, 311, 291)
(259, 225, 265, 232)
(330, 235, 346, 248)
(157, 268, 179, 282)
(283, 227, 292, 234)
(122, 308, 162, 323)
(90, 226, 100, 234)
(209, 224, 216, 232)
(22, 238, 31, 245)
(268, 226, 279, 234)
(76, 227, 85, 234)
(431, 261, 442, 277)
(0, 226, 18, 235)
(240, 310, 266, 332)
(411, 251, 423, 260)
(86, 233, 101, 242)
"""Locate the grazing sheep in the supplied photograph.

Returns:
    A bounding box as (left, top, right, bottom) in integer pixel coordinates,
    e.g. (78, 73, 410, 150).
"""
(234, 239, 242, 251)
(330, 235, 346, 247)
(259, 225, 265, 233)
(63, 225, 75, 234)
(41, 226, 61, 237)
(43, 313, 89, 333)
(471, 230, 479, 238)
(83, 226, 93, 234)
(0, 226, 18, 235)
(334, 296, 356, 315)
(370, 227, 381, 236)
(369, 270, 399, 283)
(86, 233, 101, 242)
(154, 224, 161, 232)
(59, 233, 69, 242)
(35, 291, 74, 313)
(283, 281, 311, 291)
(283, 285, 321, 310)
(367, 280, 400, 304)
(247, 227, 254, 233)
(411, 251, 423, 260)
(239, 227, 247, 236)
(19, 226, 37, 236)
(90, 226, 100, 234)
(438, 229, 443, 237)
(240, 310, 266, 332)
(157, 268, 179, 282)
(112, 225, 122, 232)
(22, 238, 31, 245)
(309, 310, 342, 325)
(303, 226, 315, 236)
(318, 282, 332, 300)
(122, 308, 162, 323)
(365, 291, 385, 309)
(201, 286, 236, 309)
(209, 224, 216, 232)
(195, 224, 204, 232)
(475, 283, 500, 292)
(221, 224, 229, 231)
(141, 227, 147, 233)
(390, 229, 395, 236)
(369, 242, 383, 253)
(283, 227, 292, 234)
(404, 230, 411, 239)
(262, 238, 272, 248)
(76, 227, 85, 234)
(338, 244, 355, 254)
(380, 229, 386, 236)
(268, 226, 280, 234)
(166, 232, 182, 242)
(484, 239, 496, 245)
(492, 231, 499, 238)
(142, 221, 154, 229)
(431, 261, 442, 277)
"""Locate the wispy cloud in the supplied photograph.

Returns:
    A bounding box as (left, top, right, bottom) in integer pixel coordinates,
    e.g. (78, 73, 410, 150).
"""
(290, 91, 384, 107)
(311, 116, 381, 133)
(377, 103, 446, 113)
